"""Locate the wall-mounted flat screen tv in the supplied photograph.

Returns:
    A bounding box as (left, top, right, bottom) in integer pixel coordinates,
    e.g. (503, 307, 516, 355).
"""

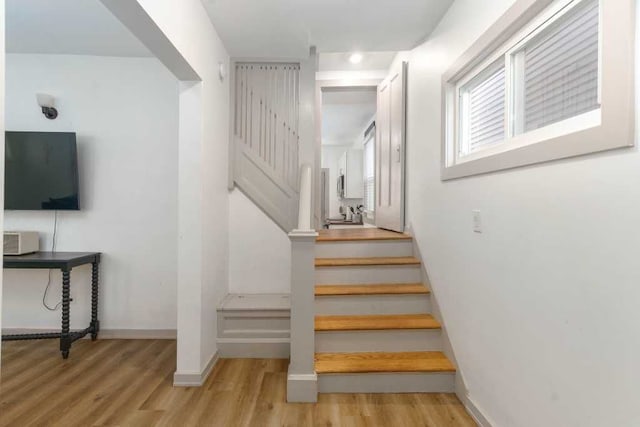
(5, 131, 80, 210)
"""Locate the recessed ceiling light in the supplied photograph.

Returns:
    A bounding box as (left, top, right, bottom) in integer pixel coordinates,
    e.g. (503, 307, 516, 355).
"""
(349, 53, 363, 64)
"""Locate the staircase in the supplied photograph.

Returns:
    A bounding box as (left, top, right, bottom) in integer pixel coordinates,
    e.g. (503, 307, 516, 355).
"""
(313, 228, 456, 393)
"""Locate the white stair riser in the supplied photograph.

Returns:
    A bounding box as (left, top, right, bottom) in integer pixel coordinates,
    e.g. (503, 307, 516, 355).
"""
(315, 294, 431, 315)
(318, 372, 455, 393)
(315, 265, 421, 284)
(315, 240, 413, 258)
(315, 329, 442, 353)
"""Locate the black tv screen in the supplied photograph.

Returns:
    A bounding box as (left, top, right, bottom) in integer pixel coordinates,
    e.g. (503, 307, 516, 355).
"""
(5, 131, 79, 210)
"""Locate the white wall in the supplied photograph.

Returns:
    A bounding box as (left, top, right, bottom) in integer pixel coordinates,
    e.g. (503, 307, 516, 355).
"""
(228, 189, 290, 294)
(127, 0, 231, 377)
(0, 0, 6, 363)
(2, 54, 178, 331)
(405, 1, 640, 426)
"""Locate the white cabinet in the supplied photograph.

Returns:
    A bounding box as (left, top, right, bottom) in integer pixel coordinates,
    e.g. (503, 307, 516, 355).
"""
(339, 149, 363, 199)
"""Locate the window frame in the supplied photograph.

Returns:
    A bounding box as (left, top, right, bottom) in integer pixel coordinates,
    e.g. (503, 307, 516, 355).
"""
(442, 0, 635, 180)
(363, 125, 376, 219)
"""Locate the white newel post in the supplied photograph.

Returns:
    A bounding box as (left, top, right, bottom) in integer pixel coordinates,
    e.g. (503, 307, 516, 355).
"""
(287, 163, 317, 402)
(287, 229, 318, 402)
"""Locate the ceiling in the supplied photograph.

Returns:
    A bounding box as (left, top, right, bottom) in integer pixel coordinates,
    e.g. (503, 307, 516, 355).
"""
(322, 88, 377, 146)
(318, 51, 397, 72)
(202, 0, 454, 58)
(6, 0, 152, 57)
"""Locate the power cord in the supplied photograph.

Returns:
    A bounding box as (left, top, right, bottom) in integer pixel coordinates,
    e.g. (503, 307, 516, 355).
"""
(42, 210, 61, 311)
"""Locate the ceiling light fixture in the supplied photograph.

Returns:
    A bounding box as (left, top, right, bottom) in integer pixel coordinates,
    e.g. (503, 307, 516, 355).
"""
(349, 53, 363, 64)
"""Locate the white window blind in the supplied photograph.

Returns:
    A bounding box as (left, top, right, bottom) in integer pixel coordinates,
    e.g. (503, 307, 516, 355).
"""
(461, 63, 506, 153)
(521, 0, 600, 132)
(364, 136, 375, 213)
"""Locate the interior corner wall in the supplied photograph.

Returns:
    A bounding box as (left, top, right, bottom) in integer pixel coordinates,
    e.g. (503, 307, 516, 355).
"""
(228, 189, 291, 294)
(405, 0, 640, 426)
(132, 0, 230, 376)
(2, 54, 179, 332)
(176, 80, 203, 374)
(227, 52, 319, 297)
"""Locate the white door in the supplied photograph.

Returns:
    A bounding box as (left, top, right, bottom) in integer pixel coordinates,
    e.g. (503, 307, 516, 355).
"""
(375, 61, 407, 232)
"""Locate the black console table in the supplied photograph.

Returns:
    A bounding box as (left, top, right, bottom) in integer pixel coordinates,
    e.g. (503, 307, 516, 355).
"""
(1, 252, 101, 359)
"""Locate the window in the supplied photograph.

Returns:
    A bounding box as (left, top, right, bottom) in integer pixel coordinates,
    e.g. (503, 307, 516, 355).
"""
(459, 59, 506, 155)
(442, 0, 635, 180)
(363, 129, 375, 217)
(513, 0, 600, 134)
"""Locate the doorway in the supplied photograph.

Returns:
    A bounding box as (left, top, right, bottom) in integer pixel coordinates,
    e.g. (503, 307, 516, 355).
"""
(319, 86, 376, 229)
(315, 58, 408, 232)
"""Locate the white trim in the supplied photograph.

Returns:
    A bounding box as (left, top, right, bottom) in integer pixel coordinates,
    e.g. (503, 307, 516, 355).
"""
(173, 350, 219, 387)
(1, 328, 177, 339)
(452, 364, 495, 427)
(442, 0, 635, 180)
(289, 229, 319, 238)
(363, 130, 376, 217)
(315, 70, 388, 81)
(217, 338, 289, 358)
(457, 109, 601, 164)
(93, 329, 176, 339)
(464, 397, 494, 427)
(456, 389, 495, 427)
(287, 372, 318, 402)
(217, 293, 291, 358)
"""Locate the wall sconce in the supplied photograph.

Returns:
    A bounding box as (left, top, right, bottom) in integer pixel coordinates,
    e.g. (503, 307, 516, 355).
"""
(36, 93, 58, 120)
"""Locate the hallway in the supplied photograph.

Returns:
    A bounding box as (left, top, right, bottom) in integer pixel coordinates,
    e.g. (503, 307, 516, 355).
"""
(0, 339, 475, 426)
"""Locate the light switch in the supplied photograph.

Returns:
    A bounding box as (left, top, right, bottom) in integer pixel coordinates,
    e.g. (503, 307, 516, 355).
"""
(472, 210, 482, 233)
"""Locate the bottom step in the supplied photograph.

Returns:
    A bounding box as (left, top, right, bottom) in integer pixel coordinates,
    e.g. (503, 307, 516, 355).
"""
(318, 372, 455, 393)
(315, 351, 456, 393)
(315, 351, 455, 373)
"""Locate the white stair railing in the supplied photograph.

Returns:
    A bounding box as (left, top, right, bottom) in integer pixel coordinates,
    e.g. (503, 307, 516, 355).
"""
(234, 63, 300, 189)
(232, 62, 301, 231)
(287, 163, 318, 402)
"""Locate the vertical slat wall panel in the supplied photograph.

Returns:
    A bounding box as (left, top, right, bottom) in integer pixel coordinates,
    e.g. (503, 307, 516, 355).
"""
(234, 63, 300, 189)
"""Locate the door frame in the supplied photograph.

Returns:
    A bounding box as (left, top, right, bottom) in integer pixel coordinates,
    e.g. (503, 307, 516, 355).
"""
(314, 78, 383, 230)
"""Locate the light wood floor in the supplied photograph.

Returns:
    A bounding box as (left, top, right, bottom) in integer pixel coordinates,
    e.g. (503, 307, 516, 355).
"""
(0, 340, 476, 427)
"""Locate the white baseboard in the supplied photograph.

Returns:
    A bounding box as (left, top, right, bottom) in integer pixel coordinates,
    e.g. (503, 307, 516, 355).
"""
(287, 372, 318, 402)
(462, 396, 493, 427)
(455, 374, 493, 427)
(173, 351, 219, 387)
(98, 329, 176, 339)
(1, 328, 177, 340)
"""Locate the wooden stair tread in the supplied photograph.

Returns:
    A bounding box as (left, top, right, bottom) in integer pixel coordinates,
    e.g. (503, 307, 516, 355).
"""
(315, 283, 429, 296)
(316, 228, 412, 242)
(315, 257, 420, 267)
(315, 314, 440, 331)
(315, 351, 455, 374)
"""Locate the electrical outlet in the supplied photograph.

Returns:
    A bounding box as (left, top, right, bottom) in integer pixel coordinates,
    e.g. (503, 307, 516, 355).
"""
(472, 210, 482, 233)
